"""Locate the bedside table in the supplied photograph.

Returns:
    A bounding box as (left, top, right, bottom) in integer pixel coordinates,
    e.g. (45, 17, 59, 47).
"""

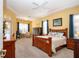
(74, 39, 79, 58)
(67, 38, 74, 50)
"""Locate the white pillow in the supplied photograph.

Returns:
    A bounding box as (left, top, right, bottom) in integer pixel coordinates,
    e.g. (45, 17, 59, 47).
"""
(48, 32, 57, 36)
(52, 32, 64, 37)
(48, 32, 64, 37)
(51, 32, 57, 36)
(51, 32, 55, 35)
(56, 32, 64, 38)
(48, 32, 52, 36)
(58, 32, 64, 36)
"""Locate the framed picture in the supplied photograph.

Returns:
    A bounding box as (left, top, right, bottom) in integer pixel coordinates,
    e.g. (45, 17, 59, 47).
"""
(53, 18, 62, 26)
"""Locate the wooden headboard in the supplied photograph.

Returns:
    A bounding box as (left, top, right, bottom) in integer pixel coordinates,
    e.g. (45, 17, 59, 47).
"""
(49, 28, 68, 38)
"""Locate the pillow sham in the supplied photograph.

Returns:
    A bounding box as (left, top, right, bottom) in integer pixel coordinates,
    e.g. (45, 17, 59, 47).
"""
(48, 32, 64, 37)
(48, 32, 52, 36)
(57, 32, 64, 37)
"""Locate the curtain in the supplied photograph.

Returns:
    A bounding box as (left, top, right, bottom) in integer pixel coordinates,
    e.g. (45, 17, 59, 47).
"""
(28, 24, 30, 32)
(47, 20, 49, 33)
(17, 22, 19, 33)
(19, 23, 29, 33)
(69, 15, 74, 38)
(16, 22, 20, 39)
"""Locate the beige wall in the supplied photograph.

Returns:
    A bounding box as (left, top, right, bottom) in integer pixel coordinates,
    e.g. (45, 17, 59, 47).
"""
(32, 19, 42, 28)
(3, 1, 32, 39)
(3, 7, 17, 39)
(3, 8, 32, 36)
(32, 6, 79, 36)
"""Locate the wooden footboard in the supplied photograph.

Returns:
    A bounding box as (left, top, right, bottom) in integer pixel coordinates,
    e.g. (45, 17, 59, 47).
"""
(32, 28, 68, 57)
(32, 35, 52, 57)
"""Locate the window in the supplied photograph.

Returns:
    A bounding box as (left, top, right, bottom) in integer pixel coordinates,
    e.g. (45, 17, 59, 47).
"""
(42, 20, 48, 34)
(73, 14, 79, 39)
(19, 23, 29, 34)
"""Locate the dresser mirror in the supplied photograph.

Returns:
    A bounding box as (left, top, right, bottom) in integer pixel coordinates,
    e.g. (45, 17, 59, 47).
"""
(3, 18, 12, 40)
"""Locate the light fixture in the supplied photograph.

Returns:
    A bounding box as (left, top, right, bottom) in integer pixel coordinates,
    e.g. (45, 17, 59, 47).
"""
(32, 0, 48, 9)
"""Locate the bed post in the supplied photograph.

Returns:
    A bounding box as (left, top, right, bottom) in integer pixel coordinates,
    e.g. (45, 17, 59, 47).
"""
(48, 37, 52, 57)
(32, 35, 34, 46)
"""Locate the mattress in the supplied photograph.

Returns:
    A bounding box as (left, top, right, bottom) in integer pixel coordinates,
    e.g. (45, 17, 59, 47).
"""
(36, 36, 52, 38)
(51, 36, 66, 53)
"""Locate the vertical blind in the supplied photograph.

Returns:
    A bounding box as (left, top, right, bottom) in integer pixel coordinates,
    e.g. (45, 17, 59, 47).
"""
(19, 23, 29, 34)
(42, 20, 48, 34)
(73, 14, 79, 39)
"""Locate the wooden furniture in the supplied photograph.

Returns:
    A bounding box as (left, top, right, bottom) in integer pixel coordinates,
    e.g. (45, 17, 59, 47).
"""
(20, 32, 31, 38)
(3, 38, 15, 58)
(32, 28, 68, 57)
(16, 31, 21, 39)
(33, 35, 52, 56)
(74, 39, 79, 58)
(67, 38, 74, 50)
(33, 27, 42, 35)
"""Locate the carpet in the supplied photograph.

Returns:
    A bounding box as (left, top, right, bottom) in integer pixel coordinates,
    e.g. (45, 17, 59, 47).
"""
(15, 38, 73, 58)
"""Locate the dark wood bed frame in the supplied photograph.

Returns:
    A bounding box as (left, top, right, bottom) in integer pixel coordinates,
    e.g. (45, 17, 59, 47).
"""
(32, 28, 68, 57)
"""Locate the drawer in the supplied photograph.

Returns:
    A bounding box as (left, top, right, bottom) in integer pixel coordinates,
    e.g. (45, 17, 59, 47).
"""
(3, 41, 15, 58)
(67, 42, 74, 45)
(67, 43, 74, 50)
(3, 42, 14, 48)
(67, 39, 74, 43)
(74, 40, 79, 58)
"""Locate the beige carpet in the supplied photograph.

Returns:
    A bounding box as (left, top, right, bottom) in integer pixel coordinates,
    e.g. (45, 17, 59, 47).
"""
(15, 38, 73, 58)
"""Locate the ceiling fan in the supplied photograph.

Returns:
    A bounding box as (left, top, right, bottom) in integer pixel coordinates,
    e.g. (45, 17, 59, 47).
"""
(32, 1, 48, 9)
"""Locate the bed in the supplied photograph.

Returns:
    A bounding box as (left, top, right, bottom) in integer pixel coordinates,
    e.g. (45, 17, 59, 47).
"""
(32, 28, 68, 57)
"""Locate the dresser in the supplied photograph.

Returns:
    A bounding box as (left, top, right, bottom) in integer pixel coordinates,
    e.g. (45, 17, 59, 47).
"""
(74, 39, 79, 58)
(3, 39, 15, 58)
(33, 27, 42, 35)
(67, 38, 74, 50)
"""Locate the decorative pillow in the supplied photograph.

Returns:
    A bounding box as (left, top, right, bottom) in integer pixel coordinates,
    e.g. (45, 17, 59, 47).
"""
(48, 32, 64, 37)
(48, 32, 56, 36)
(51, 32, 64, 37)
(51, 32, 58, 37)
(58, 32, 64, 36)
(48, 32, 52, 36)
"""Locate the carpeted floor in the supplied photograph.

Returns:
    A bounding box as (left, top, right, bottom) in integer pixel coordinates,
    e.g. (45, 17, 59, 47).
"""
(15, 38, 73, 58)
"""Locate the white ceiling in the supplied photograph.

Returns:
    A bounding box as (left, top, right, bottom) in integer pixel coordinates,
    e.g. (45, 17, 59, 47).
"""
(6, 0, 79, 20)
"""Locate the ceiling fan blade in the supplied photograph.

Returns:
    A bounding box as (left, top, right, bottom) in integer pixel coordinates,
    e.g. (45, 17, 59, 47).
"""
(41, 1, 48, 6)
(32, 2, 40, 9)
(32, 1, 48, 9)
(32, 2, 39, 6)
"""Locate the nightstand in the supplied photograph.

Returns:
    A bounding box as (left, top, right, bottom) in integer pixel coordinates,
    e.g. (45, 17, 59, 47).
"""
(74, 39, 79, 58)
(67, 38, 74, 50)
